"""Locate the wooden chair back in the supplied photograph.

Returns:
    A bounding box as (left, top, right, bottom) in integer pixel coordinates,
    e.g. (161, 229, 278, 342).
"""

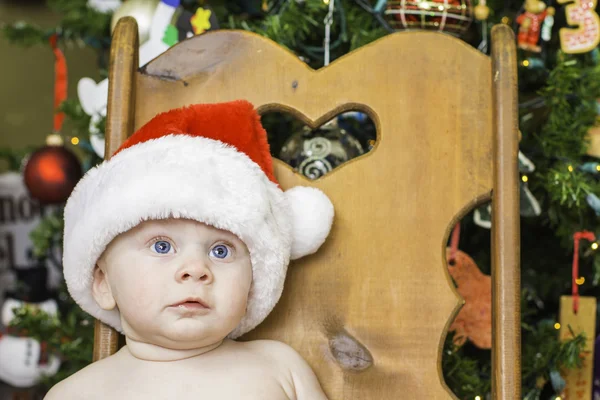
(95, 18, 520, 399)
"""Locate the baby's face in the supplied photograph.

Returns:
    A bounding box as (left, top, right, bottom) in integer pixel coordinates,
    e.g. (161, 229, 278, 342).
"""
(95, 219, 252, 349)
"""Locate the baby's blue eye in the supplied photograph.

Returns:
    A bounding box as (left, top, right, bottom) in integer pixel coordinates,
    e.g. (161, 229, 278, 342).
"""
(211, 245, 229, 259)
(152, 241, 172, 254)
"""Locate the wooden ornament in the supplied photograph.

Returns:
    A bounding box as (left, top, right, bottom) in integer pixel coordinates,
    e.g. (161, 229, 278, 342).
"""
(559, 295, 597, 400)
(446, 248, 492, 349)
(557, 0, 600, 54)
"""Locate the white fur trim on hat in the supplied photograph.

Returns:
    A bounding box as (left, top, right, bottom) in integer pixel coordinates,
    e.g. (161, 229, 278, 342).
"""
(63, 135, 297, 339)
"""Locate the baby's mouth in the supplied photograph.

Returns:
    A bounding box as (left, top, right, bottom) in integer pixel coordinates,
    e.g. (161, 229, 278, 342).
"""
(170, 298, 210, 309)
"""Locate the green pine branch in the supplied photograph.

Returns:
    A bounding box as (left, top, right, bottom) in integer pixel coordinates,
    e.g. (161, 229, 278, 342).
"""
(223, 0, 386, 67)
(537, 57, 600, 161)
(29, 210, 64, 259)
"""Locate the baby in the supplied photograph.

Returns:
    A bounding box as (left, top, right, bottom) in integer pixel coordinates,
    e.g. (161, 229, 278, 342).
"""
(45, 100, 334, 399)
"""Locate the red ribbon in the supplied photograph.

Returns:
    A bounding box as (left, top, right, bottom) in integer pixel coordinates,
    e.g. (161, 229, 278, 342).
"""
(49, 34, 67, 133)
(572, 230, 596, 313)
(448, 223, 461, 263)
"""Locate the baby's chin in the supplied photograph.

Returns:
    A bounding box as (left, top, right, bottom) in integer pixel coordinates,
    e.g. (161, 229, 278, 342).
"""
(124, 320, 234, 348)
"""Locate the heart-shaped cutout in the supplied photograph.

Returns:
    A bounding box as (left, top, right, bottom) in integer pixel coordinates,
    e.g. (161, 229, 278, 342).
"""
(262, 110, 376, 180)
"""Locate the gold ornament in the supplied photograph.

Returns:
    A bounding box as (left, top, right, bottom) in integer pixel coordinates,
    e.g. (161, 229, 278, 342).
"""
(474, 0, 490, 20)
(110, 0, 160, 45)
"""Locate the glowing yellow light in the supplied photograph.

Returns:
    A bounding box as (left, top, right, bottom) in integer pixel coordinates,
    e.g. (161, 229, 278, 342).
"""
(592, 242, 599, 250)
(576, 277, 585, 285)
(568, 165, 574, 172)
(596, 165, 600, 171)
(71, 137, 80, 145)
(501, 16, 510, 24)
(521, 175, 529, 182)
(522, 60, 530, 67)
(554, 322, 561, 329)
(323, 0, 330, 3)
(46, 133, 63, 146)
(475, 397, 482, 400)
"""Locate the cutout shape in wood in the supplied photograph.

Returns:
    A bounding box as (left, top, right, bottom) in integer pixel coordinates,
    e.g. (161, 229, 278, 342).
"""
(264, 111, 376, 180)
(134, 30, 494, 399)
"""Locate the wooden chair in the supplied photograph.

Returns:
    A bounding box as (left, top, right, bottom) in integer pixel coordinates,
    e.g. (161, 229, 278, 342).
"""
(95, 17, 520, 399)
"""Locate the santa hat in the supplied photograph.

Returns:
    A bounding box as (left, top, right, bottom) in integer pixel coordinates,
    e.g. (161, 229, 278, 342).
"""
(62, 100, 334, 339)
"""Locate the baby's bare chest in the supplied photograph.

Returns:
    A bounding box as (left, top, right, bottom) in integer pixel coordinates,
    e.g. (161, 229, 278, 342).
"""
(96, 362, 294, 400)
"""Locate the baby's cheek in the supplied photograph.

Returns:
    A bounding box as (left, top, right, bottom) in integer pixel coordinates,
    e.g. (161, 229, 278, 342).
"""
(114, 277, 161, 315)
(221, 280, 252, 317)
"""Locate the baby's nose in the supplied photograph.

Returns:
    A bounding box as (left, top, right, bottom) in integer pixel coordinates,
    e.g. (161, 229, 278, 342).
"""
(176, 258, 213, 284)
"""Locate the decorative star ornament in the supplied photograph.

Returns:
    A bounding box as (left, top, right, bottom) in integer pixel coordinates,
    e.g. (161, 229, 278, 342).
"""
(191, 8, 212, 34)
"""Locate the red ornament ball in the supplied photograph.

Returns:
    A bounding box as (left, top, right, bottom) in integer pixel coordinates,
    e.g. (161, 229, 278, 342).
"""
(23, 146, 83, 204)
(385, 0, 473, 37)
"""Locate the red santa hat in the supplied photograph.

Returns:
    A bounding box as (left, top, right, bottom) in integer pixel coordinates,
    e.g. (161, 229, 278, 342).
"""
(62, 100, 334, 338)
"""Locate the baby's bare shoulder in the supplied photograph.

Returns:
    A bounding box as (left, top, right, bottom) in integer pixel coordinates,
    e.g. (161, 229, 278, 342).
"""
(44, 353, 123, 400)
(240, 339, 299, 357)
(236, 340, 328, 400)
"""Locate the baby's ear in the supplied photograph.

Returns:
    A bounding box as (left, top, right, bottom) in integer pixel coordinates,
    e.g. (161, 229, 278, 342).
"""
(91, 265, 116, 310)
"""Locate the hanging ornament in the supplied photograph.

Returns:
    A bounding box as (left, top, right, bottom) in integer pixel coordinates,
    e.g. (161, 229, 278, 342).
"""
(23, 144, 82, 205)
(0, 336, 61, 388)
(22, 34, 81, 205)
(559, 254, 596, 399)
(164, 4, 219, 45)
(384, 0, 474, 37)
(519, 151, 541, 217)
(516, 0, 555, 52)
(279, 121, 365, 180)
(0, 265, 60, 388)
(520, 183, 542, 217)
(540, 10, 554, 41)
(473, 204, 492, 229)
(474, 0, 490, 52)
(557, 0, 600, 54)
(558, 232, 596, 400)
(446, 224, 492, 349)
(586, 193, 600, 216)
(580, 162, 600, 173)
(474, 0, 490, 20)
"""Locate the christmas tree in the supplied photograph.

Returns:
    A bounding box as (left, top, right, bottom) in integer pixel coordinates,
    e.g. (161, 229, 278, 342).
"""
(2, 0, 600, 398)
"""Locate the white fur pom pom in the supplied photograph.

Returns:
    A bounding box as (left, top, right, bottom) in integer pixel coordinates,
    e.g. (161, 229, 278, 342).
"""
(285, 186, 334, 260)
